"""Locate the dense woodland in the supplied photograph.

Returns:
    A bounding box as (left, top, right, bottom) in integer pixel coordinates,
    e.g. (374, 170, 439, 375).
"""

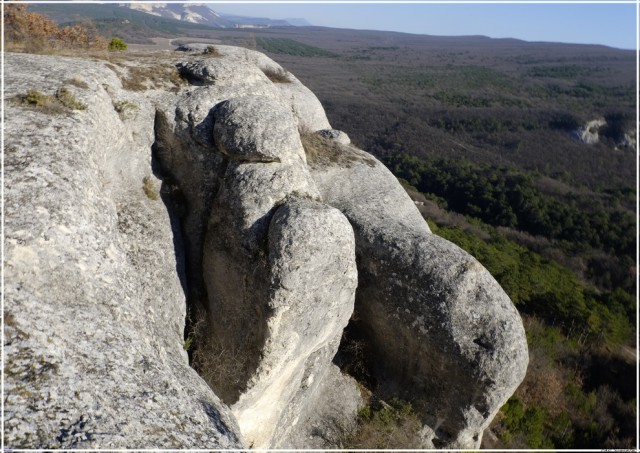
(14, 5, 638, 449)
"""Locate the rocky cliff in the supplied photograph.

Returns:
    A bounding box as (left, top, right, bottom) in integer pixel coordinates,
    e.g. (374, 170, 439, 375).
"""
(4, 45, 528, 449)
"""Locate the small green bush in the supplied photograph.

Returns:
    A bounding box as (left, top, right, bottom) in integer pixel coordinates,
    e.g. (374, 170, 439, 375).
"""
(16, 87, 85, 113)
(108, 37, 127, 51)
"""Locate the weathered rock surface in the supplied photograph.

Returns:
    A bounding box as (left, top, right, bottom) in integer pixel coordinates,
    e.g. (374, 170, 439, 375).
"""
(152, 51, 362, 447)
(4, 52, 242, 448)
(306, 132, 529, 448)
(5, 44, 528, 451)
(229, 198, 358, 448)
(200, 93, 358, 447)
(213, 95, 307, 163)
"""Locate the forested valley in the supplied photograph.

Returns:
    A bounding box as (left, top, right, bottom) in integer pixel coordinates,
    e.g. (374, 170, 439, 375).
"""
(241, 29, 636, 449)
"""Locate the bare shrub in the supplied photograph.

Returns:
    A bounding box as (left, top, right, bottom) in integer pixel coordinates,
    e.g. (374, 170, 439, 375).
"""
(344, 397, 423, 449)
(4, 4, 107, 53)
(186, 307, 250, 404)
(518, 349, 567, 416)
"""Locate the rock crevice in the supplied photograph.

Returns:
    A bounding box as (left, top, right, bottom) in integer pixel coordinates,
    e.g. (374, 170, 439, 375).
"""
(5, 45, 528, 450)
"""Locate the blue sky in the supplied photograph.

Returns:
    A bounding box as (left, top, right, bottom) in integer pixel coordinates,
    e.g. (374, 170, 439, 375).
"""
(210, 2, 637, 50)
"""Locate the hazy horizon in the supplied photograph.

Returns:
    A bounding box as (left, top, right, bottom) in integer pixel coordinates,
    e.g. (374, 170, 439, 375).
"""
(210, 2, 636, 51)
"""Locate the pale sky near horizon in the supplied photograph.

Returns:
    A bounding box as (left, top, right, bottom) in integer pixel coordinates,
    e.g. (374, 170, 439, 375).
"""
(206, 2, 637, 50)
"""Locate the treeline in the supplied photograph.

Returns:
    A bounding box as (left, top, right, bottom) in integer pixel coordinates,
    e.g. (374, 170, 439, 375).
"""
(431, 222, 634, 346)
(256, 37, 338, 58)
(385, 154, 635, 263)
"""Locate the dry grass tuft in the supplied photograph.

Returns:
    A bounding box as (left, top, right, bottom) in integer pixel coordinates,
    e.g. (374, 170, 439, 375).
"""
(65, 76, 89, 89)
(113, 100, 138, 120)
(261, 66, 292, 83)
(55, 87, 87, 110)
(203, 45, 223, 57)
(301, 132, 377, 168)
(14, 87, 86, 114)
(142, 176, 159, 200)
(121, 64, 187, 92)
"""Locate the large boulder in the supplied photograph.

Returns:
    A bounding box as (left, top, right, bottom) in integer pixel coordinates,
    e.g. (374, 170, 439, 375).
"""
(154, 53, 330, 308)
(231, 198, 358, 448)
(200, 94, 359, 447)
(305, 132, 529, 448)
(154, 52, 362, 449)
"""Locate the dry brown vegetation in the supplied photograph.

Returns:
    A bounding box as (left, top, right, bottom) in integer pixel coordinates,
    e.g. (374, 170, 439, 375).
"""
(121, 64, 186, 92)
(301, 132, 376, 168)
(185, 307, 250, 404)
(261, 66, 291, 83)
(96, 52, 188, 92)
(4, 4, 107, 53)
(203, 45, 223, 58)
(343, 397, 423, 449)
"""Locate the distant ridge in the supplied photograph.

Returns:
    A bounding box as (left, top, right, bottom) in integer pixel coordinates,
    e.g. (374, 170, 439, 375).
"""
(122, 3, 296, 28)
(122, 2, 232, 27)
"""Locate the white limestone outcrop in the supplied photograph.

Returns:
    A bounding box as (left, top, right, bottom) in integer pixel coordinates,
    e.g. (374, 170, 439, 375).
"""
(5, 45, 528, 450)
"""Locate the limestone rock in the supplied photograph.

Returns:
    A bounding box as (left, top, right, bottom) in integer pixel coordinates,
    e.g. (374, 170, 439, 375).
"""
(213, 96, 307, 163)
(176, 48, 331, 132)
(4, 52, 243, 448)
(275, 79, 331, 132)
(5, 44, 528, 452)
(306, 133, 529, 449)
(572, 118, 606, 144)
(230, 198, 358, 448)
(176, 42, 213, 53)
(201, 94, 357, 447)
(178, 58, 271, 89)
(273, 347, 362, 449)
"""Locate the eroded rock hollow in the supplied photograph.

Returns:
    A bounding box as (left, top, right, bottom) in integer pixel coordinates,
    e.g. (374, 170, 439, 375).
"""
(5, 44, 528, 449)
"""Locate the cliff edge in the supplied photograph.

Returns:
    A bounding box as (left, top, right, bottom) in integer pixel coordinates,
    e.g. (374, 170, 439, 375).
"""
(4, 45, 528, 449)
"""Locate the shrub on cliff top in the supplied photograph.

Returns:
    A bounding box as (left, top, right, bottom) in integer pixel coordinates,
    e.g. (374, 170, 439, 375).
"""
(4, 4, 107, 53)
(108, 38, 127, 51)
